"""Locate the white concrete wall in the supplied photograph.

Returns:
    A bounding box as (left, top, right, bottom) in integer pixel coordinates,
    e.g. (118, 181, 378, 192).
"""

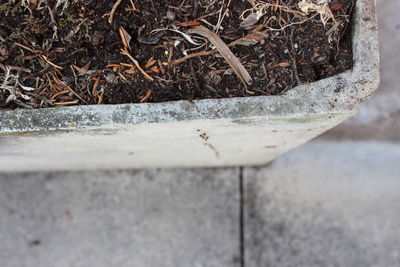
(0, 114, 349, 172)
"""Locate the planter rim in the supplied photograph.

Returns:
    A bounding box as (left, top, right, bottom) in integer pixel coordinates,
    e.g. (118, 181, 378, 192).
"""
(0, 0, 379, 134)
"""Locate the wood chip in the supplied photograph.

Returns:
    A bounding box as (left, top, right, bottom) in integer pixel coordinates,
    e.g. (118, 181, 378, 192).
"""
(54, 100, 79, 106)
(190, 25, 252, 86)
(179, 20, 202, 27)
(140, 90, 152, 103)
(276, 62, 291, 67)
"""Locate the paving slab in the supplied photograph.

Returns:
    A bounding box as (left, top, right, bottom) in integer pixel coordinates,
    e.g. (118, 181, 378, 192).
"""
(0, 168, 240, 267)
(244, 141, 400, 267)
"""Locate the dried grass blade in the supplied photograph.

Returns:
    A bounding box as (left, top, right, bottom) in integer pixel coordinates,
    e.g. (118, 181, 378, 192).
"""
(170, 29, 201, 46)
(190, 25, 252, 86)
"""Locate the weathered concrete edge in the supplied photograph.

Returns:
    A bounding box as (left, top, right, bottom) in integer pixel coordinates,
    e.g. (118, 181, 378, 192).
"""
(0, 0, 379, 134)
(1, 112, 350, 137)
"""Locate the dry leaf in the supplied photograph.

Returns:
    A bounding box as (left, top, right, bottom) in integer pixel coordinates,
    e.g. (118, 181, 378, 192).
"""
(329, 2, 345, 11)
(298, 0, 334, 26)
(119, 27, 132, 50)
(28, 0, 38, 10)
(240, 13, 259, 29)
(72, 62, 91, 75)
(236, 32, 269, 46)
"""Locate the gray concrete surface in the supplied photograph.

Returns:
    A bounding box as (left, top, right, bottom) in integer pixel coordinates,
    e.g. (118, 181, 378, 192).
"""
(0, 141, 399, 267)
(244, 141, 400, 267)
(322, 0, 400, 141)
(0, 169, 240, 267)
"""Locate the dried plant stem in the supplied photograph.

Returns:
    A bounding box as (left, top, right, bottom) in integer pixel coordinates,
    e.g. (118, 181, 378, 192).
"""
(120, 48, 154, 81)
(171, 50, 217, 66)
(108, 0, 122, 24)
(171, 33, 265, 66)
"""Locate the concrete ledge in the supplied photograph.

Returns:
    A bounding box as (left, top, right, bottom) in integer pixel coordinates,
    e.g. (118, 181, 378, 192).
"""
(0, 0, 379, 171)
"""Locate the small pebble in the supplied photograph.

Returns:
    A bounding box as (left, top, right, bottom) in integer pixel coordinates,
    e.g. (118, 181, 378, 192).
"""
(105, 72, 116, 84)
(137, 36, 160, 45)
(166, 10, 175, 21)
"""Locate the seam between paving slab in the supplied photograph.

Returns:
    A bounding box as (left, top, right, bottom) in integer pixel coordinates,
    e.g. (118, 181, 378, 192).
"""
(240, 167, 245, 267)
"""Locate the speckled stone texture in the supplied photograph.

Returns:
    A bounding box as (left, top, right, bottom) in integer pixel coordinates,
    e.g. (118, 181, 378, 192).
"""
(244, 141, 400, 267)
(0, 168, 240, 267)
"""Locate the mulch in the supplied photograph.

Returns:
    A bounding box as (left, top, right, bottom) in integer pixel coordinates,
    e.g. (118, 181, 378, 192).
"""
(0, 0, 354, 109)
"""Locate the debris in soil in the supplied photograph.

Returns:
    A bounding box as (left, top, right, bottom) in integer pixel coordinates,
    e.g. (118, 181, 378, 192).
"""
(0, 0, 354, 109)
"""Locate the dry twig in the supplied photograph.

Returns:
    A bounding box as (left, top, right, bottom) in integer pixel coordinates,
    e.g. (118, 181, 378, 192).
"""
(120, 48, 154, 81)
(108, 0, 122, 24)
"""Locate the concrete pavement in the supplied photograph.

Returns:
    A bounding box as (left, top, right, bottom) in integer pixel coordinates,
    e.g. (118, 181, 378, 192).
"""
(244, 141, 400, 267)
(0, 169, 240, 267)
(0, 141, 399, 267)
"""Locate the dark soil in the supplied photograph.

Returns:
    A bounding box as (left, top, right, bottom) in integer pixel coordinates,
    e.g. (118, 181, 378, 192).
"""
(0, 0, 354, 109)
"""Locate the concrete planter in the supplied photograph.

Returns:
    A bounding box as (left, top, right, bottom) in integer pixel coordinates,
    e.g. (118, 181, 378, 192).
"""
(0, 0, 379, 172)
